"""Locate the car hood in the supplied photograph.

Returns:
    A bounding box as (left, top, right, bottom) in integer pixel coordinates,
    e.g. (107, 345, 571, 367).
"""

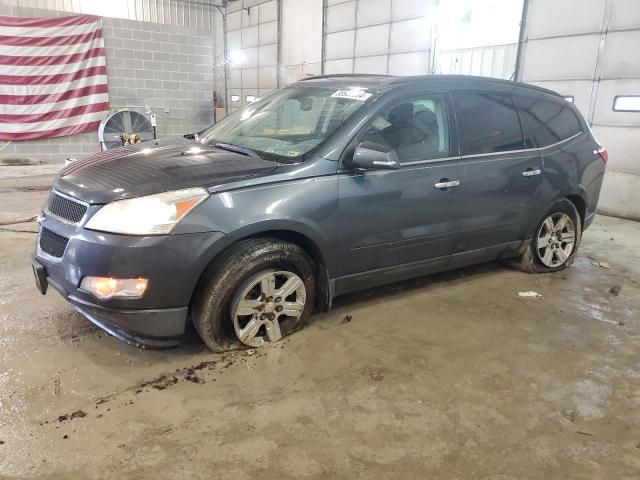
(54, 140, 279, 204)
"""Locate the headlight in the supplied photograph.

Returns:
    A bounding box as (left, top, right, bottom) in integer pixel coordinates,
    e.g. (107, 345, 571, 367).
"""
(81, 276, 148, 300)
(85, 187, 208, 235)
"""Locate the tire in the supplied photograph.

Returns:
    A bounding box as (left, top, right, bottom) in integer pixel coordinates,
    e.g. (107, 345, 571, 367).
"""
(191, 238, 316, 352)
(516, 198, 582, 273)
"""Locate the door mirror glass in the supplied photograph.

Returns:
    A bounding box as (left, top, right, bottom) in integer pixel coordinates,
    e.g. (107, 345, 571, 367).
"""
(351, 141, 400, 170)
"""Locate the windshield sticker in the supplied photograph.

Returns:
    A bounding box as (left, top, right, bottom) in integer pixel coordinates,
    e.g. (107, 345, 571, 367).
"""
(331, 88, 372, 101)
(287, 151, 300, 157)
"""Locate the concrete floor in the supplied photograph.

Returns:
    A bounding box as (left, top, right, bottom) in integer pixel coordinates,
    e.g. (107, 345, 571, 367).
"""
(1, 169, 639, 479)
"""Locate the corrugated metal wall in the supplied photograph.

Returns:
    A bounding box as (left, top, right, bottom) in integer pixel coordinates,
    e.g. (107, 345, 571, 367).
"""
(1, 0, 214, 28)
(225, 0, 279, 110)
(322, 0, 436, 76)
(518, 0, 640, 220)
(436, 43, 517, 80)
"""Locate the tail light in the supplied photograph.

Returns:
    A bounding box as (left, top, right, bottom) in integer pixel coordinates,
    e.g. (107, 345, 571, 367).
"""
(595, 147, 608, 164)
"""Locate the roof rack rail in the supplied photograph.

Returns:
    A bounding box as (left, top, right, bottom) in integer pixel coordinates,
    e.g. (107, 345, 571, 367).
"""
(299, 74, 394, 81)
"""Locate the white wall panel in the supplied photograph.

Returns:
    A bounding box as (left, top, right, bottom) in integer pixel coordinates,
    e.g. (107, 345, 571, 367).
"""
(242, 25, 260, 48)
(227, 11, 242, 31)
(388, 52, 429, 76)
(355, 24, 389, 57)
(521, 35, 600, 81)
(610, 0, 640, 29)
(259, 44, 278, 66)
(326, 1, 356, 33)
(324, 58, 354, 74)
(228, 29, 241, 52)
(592, 126, 640, 173)
(600, 31, 640, 78)
(325, 30, 355, 60)
(526, 0, 605, 39)
(259, 21, 278, 45)
(258, 66, 278, 88)
(390, 17, 430, 53)
(391, 0, 434, 21)
(242, 68, 259, 88)
(281, 0, 323, 66)
(597, 171, 640, 219)
(258, 1, 278, 23)
(354, 55, 388, 74)
(357, 0, 391, 27)
(244, 46, 259, 68)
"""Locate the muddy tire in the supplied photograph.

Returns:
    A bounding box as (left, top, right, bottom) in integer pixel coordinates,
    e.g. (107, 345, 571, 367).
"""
(191, 238, 316, 352)
(515, 198, 582, 274)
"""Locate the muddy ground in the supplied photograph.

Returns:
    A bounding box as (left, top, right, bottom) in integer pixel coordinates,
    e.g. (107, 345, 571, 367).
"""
(1, 169, 639, 479)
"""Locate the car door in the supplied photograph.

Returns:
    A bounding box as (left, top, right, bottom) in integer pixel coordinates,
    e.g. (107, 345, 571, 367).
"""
(450, 91, 544, 264)
(335, 92, 465, 293)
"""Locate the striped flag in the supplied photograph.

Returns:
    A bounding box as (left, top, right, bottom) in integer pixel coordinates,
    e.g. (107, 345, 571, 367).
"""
(0, 14, 109, 141)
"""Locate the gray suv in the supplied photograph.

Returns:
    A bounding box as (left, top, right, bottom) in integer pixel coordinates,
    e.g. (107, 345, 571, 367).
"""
(32, 75, 606, 351)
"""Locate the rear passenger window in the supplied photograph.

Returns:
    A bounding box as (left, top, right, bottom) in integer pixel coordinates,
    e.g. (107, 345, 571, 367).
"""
(513, 95, 583, 148)
(453, 92, 523, 155)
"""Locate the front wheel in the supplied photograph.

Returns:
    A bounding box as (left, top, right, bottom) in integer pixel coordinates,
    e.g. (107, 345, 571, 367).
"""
(516, 198, 582, 273)
(191, 238, 316, 352)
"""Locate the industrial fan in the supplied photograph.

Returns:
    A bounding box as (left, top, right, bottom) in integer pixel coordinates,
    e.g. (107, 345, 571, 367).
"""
(98, 110, 157, 150)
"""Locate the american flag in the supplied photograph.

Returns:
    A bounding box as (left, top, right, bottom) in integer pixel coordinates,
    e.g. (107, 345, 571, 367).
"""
(0, 14, 109, 141)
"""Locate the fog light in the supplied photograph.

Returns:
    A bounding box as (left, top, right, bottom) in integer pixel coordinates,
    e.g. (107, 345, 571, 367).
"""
(80, 276, 148, 300)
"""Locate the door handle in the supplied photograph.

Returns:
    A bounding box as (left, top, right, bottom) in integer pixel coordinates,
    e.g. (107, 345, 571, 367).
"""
(522, 168, 542, 177)
(434, 180, 460, 190)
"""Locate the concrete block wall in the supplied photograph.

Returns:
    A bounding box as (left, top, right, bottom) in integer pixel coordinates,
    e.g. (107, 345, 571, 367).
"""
(0, 4, 215, 165)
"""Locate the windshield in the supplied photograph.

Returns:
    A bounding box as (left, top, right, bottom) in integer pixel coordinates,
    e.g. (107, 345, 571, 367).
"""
(199, 85, 376, 162)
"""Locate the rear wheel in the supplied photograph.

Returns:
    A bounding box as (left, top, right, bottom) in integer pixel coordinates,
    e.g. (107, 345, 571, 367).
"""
(191, 238, 316, 352)
(516, 198, 582, 273)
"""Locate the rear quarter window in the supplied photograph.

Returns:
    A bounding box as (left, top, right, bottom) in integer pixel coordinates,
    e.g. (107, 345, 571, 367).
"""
(513, 95, 582, 148)
(453, 92, 524, 155)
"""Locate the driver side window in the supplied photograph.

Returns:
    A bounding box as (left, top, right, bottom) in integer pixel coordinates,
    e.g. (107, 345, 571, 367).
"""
(360, 94, 450, 162)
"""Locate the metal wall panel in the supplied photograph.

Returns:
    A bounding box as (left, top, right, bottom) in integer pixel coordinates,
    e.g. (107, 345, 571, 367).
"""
(226, 0, 279, 110)
(521, 35, 600, 81)
(520, 0, 640, 219)
(322, 0, 433, 76)
(355, 24, 389, 57)
(526, 0, 605, 39)
(326, 0, 356, 32)
(354, 54, 388, 74)
(601, 31, 640, 78)
(4, 0, 216, 27)
(357, 0, 391, 26)
(609, 0, 640, 29)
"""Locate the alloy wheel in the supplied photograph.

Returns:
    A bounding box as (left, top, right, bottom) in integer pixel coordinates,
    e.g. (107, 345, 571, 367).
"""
(535, 212, 576, 268)
(231, 270, 306, 348)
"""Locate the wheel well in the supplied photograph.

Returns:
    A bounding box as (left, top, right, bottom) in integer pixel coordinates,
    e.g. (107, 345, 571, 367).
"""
(193, 230, 332, 313)
(565, 194, 586, 227)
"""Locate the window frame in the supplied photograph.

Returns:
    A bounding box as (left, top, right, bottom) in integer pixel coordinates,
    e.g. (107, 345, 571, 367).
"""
(339, 90, 457, 168)
(613, 95, 640, 112)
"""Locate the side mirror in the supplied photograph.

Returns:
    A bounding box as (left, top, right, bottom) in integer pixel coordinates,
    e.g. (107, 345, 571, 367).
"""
(351, 141, 400, 170)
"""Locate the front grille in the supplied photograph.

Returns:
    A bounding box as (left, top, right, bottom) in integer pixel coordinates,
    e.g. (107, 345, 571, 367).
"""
(48, 192, 87, 224)
(39, 227, 69, 258)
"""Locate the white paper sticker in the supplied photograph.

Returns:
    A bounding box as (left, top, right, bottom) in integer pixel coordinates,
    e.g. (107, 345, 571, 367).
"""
(331, 88, 372, 101)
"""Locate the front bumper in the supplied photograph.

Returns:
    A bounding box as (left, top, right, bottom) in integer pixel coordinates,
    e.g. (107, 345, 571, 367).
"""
(34, 212, 227, 348)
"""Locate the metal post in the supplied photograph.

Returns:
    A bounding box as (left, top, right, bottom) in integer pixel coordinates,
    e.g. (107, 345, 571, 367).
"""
(321, 0, 327, 74)
(513, 0, 530, 81)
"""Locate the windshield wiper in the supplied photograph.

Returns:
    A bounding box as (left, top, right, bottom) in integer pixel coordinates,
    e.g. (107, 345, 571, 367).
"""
(214, 143, 260, 158)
